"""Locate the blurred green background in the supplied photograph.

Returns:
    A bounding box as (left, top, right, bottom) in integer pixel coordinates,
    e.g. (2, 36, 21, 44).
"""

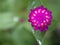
(0, 0, 60, 45)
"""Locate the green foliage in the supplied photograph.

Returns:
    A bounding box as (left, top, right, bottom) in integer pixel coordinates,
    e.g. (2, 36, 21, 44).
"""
(12, 23, 38, 45)
(0, 12, 18, 30)
(0, 0, 60, 45)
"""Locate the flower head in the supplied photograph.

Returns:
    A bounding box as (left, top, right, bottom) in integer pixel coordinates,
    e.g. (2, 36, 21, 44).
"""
(28, 5, 53, 32)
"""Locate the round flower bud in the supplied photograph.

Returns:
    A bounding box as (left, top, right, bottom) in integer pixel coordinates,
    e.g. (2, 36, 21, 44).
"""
(28, 5, 53, 32)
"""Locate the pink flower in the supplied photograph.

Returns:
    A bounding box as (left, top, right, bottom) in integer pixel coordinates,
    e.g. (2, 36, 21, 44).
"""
(28, 5, 53, 32)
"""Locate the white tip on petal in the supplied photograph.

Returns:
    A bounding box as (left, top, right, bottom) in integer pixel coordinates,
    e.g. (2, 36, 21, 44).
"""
(33, 14, 36, 16)
(42, 10, 45, 13)
(38, 9, 41, 13)
(43, 20, 46, 23)
(35, 11, 37, 14)
(45, 12, 48, 14)
(41, 23, 43, 26)
(46, 16, 49, 18)
(31, 17, 34, 19)
(46, 19, 49, 22)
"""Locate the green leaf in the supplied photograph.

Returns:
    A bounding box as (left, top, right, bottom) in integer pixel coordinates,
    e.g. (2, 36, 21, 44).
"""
(33, 30, 46, 42)
(0, 12, 19, 30)
(0, 31, 14, 45)
(48, 19, 57, 32)
(12, 23, 39, 45)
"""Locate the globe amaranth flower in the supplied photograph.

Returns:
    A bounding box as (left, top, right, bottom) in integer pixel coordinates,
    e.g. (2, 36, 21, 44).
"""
(28, 5, 53, 32)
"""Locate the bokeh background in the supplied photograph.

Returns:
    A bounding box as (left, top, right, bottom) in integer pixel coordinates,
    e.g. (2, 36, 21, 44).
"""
(0, 0, 60, 45)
